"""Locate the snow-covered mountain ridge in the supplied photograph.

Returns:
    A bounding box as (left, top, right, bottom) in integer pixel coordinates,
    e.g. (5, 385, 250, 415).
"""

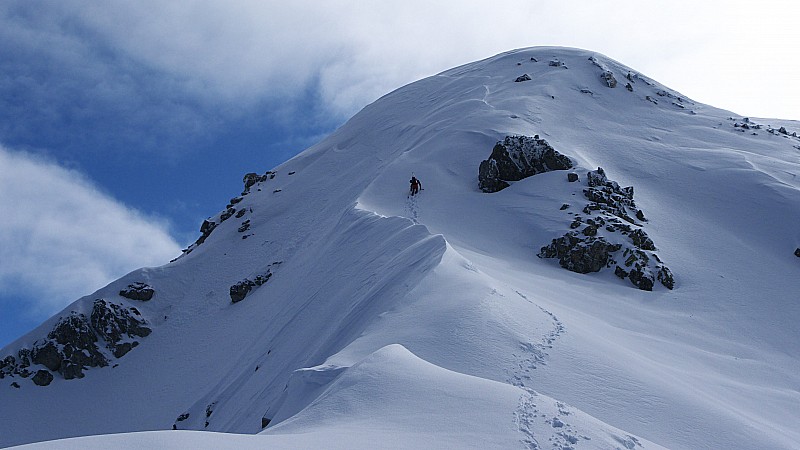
(2, 47, 799, 449)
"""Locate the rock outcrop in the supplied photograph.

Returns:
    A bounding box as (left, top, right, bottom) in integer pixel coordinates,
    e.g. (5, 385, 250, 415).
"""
(2, 300, 151, 385)
(478, 135, 573, 193)
(539, 167, 674, 291)
(180, 170, 277, 257)
(119, 282, 155, 301)
(230, 263, 282, 303)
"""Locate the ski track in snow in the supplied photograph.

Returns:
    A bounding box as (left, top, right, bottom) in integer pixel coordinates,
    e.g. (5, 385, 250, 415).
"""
(404, 193, 420, 224)
(509, 290, 565, 389)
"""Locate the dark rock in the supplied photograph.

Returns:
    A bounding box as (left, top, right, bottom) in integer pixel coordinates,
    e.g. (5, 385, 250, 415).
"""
(119, 282, 155, 301)
(539, 232, 622, 274)
(11, 382, 20, 388)
(220, 208, 236, 222)
(795, 248, 800, 257)
(262, 417, 271, 428)
(625, 83, 633, 92)
(586, 167, 608, 187)
(230, 280, 254, 303)
(636, 210, 647, 222)
(177, 413, 190, 422)
(657, 265, 675, 290)
(778, 126, 788, 135)
(230, 272, 273, 303)
(46, 312, 107, 379)
(288, 171, 296, 175)
(549, 60, 564, 67)
(630, 229, 656, 250)
(477, 159, 510, 193)
(195, 220, 217, 246)
(567, 172, 579, 182)
(236, 209, 247, 218)
(229, 197, 243, 206)
(31, 341, 62, 372)
(238, 220, 251, 233)
(560, 204, 570, 210)
(583, 225, 598, 237)
(32, 370, 53, 386)
(600, 71, 617, 88)
(478, 135, 573, 193)
(515, 74, 532, 82)
(91, 299, 152, 358)
(628, 267, 654, 291)
(243, 173, 261, 193)
(614, 266, 628, 279)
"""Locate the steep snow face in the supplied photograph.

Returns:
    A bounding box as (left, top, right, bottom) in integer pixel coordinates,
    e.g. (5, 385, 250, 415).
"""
(2, 47, 799, 449)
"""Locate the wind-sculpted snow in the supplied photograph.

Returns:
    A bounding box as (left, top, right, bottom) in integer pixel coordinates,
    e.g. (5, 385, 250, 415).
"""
(3, 47, 800, 449)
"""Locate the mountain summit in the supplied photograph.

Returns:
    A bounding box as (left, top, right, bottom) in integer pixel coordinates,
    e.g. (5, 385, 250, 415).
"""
(2, 47, 799, 449)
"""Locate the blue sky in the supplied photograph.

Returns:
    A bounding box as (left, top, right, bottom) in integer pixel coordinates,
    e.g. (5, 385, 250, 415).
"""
(1, 0, 798, 348)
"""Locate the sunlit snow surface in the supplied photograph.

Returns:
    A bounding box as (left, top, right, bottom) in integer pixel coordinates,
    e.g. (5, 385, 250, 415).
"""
(3, 47, 799, 449)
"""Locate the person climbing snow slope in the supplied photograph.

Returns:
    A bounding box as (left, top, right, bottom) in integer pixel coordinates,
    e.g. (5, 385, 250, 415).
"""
(409, 175, 422, 196)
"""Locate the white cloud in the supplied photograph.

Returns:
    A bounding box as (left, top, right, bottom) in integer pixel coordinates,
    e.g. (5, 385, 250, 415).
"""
(0, 146, 182, 316)
(31, 0, 794, 120)
(3, 1, 798, 124)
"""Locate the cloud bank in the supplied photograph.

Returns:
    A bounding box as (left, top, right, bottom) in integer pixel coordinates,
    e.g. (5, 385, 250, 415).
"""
(3, 0, 797, 157)
(0, 146, 182, 317)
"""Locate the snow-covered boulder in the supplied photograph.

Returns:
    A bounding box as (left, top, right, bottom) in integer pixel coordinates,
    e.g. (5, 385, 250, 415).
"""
(119, 282, 155, 301)
(478, 135, 573, 193)
(538, 232, 621, 273)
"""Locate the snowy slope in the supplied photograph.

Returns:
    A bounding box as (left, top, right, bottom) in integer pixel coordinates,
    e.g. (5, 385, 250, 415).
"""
(2, 47, 799, 449)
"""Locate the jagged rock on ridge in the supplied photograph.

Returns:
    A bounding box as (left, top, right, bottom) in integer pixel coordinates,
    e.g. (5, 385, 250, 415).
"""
(478, 135, 573, 193)
(515, 74, 531, 82)
(119, 282, 155, 301)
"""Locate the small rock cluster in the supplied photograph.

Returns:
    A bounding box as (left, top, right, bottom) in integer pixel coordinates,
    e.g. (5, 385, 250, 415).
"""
(1, 299, 151, 386)
(724, 117, 799, 141)
(539, 168, 674, 291)
(478, 135, 573, 193)
(180, 171, 280, 256)
(229, 262, 282, 303)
